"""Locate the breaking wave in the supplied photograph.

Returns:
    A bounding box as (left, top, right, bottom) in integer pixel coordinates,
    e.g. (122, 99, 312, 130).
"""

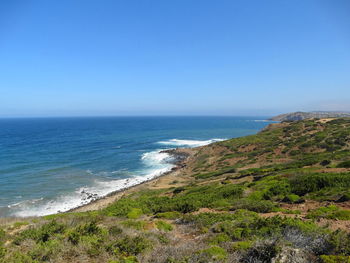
(9, 150, 175, 217)
(6, 138, 223, 217)
(157, 138, 224, 147)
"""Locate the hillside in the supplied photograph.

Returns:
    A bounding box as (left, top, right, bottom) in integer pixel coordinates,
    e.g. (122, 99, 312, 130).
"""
(270, 111, 350, 121)
(1, 118, 350, 262)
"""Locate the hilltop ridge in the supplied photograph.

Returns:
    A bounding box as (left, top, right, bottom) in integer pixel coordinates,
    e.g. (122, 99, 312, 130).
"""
(270, 111, 350, 121)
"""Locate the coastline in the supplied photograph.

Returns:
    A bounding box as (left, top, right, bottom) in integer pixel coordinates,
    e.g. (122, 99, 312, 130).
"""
(0, 118, 269, 218)
(69, 147, 195, 213)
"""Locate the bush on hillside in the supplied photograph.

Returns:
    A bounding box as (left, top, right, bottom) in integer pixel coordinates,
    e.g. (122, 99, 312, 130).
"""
(290, 173, 350, 196)
(306, 205, 350, 220)
(336, 161, 350, 168)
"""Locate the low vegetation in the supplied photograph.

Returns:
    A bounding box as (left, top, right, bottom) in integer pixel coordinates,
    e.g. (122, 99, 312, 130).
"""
(1, 118, 350, 262)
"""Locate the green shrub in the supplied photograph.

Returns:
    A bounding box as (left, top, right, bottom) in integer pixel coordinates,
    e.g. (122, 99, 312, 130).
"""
(79, 221, 101, 235)
(210, 199, 231, 209)
(337, 193, 350, 202)
(104, 183, 244, 216)
(12, 221, 29, 229)
(185, 210, 326, 244)
(336, 161, 350, 168)
(244, 240, 281, 262)
(232, 241, 253, 250)
(108, 256, 139, 263)
(212, 221, 245, 240)
(81, 235, 105, 257)
(121, 220, 146, 231)
(331, 210, 350, 220)
(103, 195, 153, 217)
(182, 210, 258, 229)
(67, 229, 80, 245)
(174, 198, 201, 213)
(197, 246, 228, 261)
(289, 150, 301, 156)
(308, 187, 350, 201)
(307, 205, 350, 220)
(0, 228, 5, 242)
(320, 160, 331, 166)
(231, 199, 277, 213)
(66, 221, 103, 245)
(327, 230, 350, 255)
(156, 233, 170, 245)
(264, 216, 323, 235)
(290, 173, 350, 196)
(264, 181, 291, 198)
(127, 208, 143, 219)
(282, 194, 303, 204)
(29, 239, 60, 261)
(173, 187, 185, 194)
(320, 255, 350, 263)
(0, 245, 6, 259)
(155, 211, 182, 219)
(113, 235, 151, 256)
(108, 225, 123, 236)
(155, 220, 173, 232)
(248, 176, 291, 201)
(3, 251, 36, 263)
(209, 233, 231, 244)
(14, 220, 65, 244)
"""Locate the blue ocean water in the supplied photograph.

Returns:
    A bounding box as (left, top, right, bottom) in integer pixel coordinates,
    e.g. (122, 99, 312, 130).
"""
(0, 117, 273, 217)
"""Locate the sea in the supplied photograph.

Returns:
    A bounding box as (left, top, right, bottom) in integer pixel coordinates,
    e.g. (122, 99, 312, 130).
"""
(0, 116, 274, 217)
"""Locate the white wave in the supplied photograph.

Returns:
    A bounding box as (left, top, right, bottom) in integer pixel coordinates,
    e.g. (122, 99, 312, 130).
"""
(249, 120, 278, 123)
(8, 201, 28, 208)
(140, 150, 174, 177)
(11, 150, 175, 217)
(8, 198, 44, 208)
(157, 138, 224, 147)
(251, 119, 278, 122)
(142, 150, 172, 164)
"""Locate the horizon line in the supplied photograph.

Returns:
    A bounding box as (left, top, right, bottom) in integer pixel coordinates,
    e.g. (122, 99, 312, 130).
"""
(0, 114, 276, 119)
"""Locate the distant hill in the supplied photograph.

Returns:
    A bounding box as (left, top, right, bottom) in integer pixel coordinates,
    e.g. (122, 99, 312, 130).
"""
(270, 111, 350, 121)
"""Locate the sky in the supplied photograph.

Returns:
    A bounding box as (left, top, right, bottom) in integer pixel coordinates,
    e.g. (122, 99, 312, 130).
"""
(0, 0, 349, 117)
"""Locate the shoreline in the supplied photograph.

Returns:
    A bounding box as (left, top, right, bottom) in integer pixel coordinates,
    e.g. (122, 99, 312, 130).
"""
(69, 147, 194, 213)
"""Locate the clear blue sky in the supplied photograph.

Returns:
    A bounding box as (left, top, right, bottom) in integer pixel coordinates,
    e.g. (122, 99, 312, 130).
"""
(0, 0, 349, 117)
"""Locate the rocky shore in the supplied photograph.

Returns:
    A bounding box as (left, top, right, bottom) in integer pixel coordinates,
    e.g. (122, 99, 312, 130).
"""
(70, 147, 195, 213)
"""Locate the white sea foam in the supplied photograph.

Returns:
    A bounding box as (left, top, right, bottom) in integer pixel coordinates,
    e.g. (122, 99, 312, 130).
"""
(157, 138, 224, 147)
(249, 120, 278, 123)
(10, 138, 222, 217)
(141, 150, 172, 164)
(11, 149, 175, 217)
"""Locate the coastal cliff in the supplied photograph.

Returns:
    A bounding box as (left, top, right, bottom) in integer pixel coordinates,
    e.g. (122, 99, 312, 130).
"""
(1, 118, 350, 262)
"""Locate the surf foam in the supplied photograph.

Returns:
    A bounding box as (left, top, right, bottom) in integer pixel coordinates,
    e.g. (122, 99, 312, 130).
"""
(157, 138, 224, 147)
(10, 150, 175, 217)
(10, 138, 222, 217)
